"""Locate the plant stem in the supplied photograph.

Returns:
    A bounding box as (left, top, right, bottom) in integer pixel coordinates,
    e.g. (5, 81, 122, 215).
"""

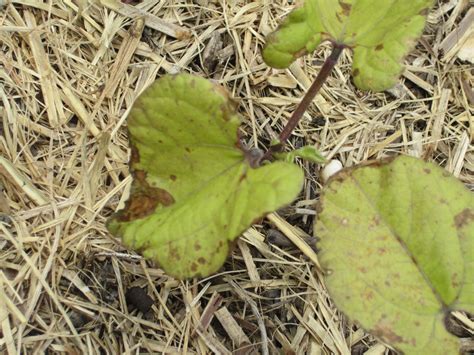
(280, 44, 344, 143)
(263, 43, 345, 160)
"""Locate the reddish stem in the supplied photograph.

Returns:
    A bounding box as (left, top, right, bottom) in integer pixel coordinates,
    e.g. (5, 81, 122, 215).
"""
(263, 43, 345, 160)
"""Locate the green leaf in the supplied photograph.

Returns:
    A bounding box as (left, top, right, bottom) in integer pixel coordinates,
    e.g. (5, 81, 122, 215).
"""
(263, 0, 434, 91)
(107, 74, 304, 279)
(316, 156, 473, 354)
(275, 145, 326, 163)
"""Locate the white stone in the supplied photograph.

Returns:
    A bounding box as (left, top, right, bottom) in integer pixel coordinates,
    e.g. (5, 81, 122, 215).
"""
(321, 159, 343, 183)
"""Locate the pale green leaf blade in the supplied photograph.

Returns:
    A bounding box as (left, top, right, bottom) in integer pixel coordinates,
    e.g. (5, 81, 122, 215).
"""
(316, 156, 473, 354)
(350, 1, 431, 91)
(109, 161, 303, 279)
(275, 145, 326, 163)
(262, 4, 324, 68)
(127, 74, 243, 201)
(107, 74, 304, 279)
(263, 0, 434, 91)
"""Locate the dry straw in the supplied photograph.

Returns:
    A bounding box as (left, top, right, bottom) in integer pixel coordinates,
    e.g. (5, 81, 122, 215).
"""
(0, 0, 473, 353)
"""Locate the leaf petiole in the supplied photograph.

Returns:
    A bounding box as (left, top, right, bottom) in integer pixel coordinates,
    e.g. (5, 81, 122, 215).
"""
(263, 43, 345, 161)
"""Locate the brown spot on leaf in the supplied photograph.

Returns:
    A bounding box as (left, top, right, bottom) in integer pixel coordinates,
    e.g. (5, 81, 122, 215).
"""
(451, 273, 459, 288)
(419, 8, 429, 16)
(454, 208, 474, 228)
(117, 169, 175, 222)
(353, 68, 360, 77)
(293, 47, 309, 60)
(194, 243, 201, 251)
(130, 144, 140, 164)
(339, 1, 351, 15)
(170, 174, 177, 181)
(198, 257, 206, 265)
(364, 290, 374, 300)
(455, 208, 474, 228)
(191, 263, 198, 272)
(423, 168, 431, 174)
(135, 170, 146, 180)
(185, 147, 191, 153)
(371, 323, 405, 344)
(375, 44, 384, 51)
(170, 247, 180, 260)
(378, 247, 387, 255)
(213, 84, 231, 103)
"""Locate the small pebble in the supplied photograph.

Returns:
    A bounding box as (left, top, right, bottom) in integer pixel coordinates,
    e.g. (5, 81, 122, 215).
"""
(125, 286, 154, 314)
(321, 159, 343, 183)
(266, 229, 293, 248)
(68, 310, 89, 329)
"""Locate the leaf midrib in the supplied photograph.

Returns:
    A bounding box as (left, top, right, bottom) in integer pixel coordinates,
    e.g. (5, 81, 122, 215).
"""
(349, 173, 449, 310)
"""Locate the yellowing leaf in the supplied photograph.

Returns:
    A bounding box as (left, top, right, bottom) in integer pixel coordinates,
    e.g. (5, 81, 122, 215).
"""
(316, 156, 474, 354)
(263, 0, 434, 91)
(107, 74, 304, 279)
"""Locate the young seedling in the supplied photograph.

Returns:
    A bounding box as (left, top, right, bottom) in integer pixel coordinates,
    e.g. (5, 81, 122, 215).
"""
(264, 1, 473, 353)
(108, 0, 438, 281)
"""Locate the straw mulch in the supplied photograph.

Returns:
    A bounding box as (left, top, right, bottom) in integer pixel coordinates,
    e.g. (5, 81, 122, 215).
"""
(1, 0, 473, 353)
